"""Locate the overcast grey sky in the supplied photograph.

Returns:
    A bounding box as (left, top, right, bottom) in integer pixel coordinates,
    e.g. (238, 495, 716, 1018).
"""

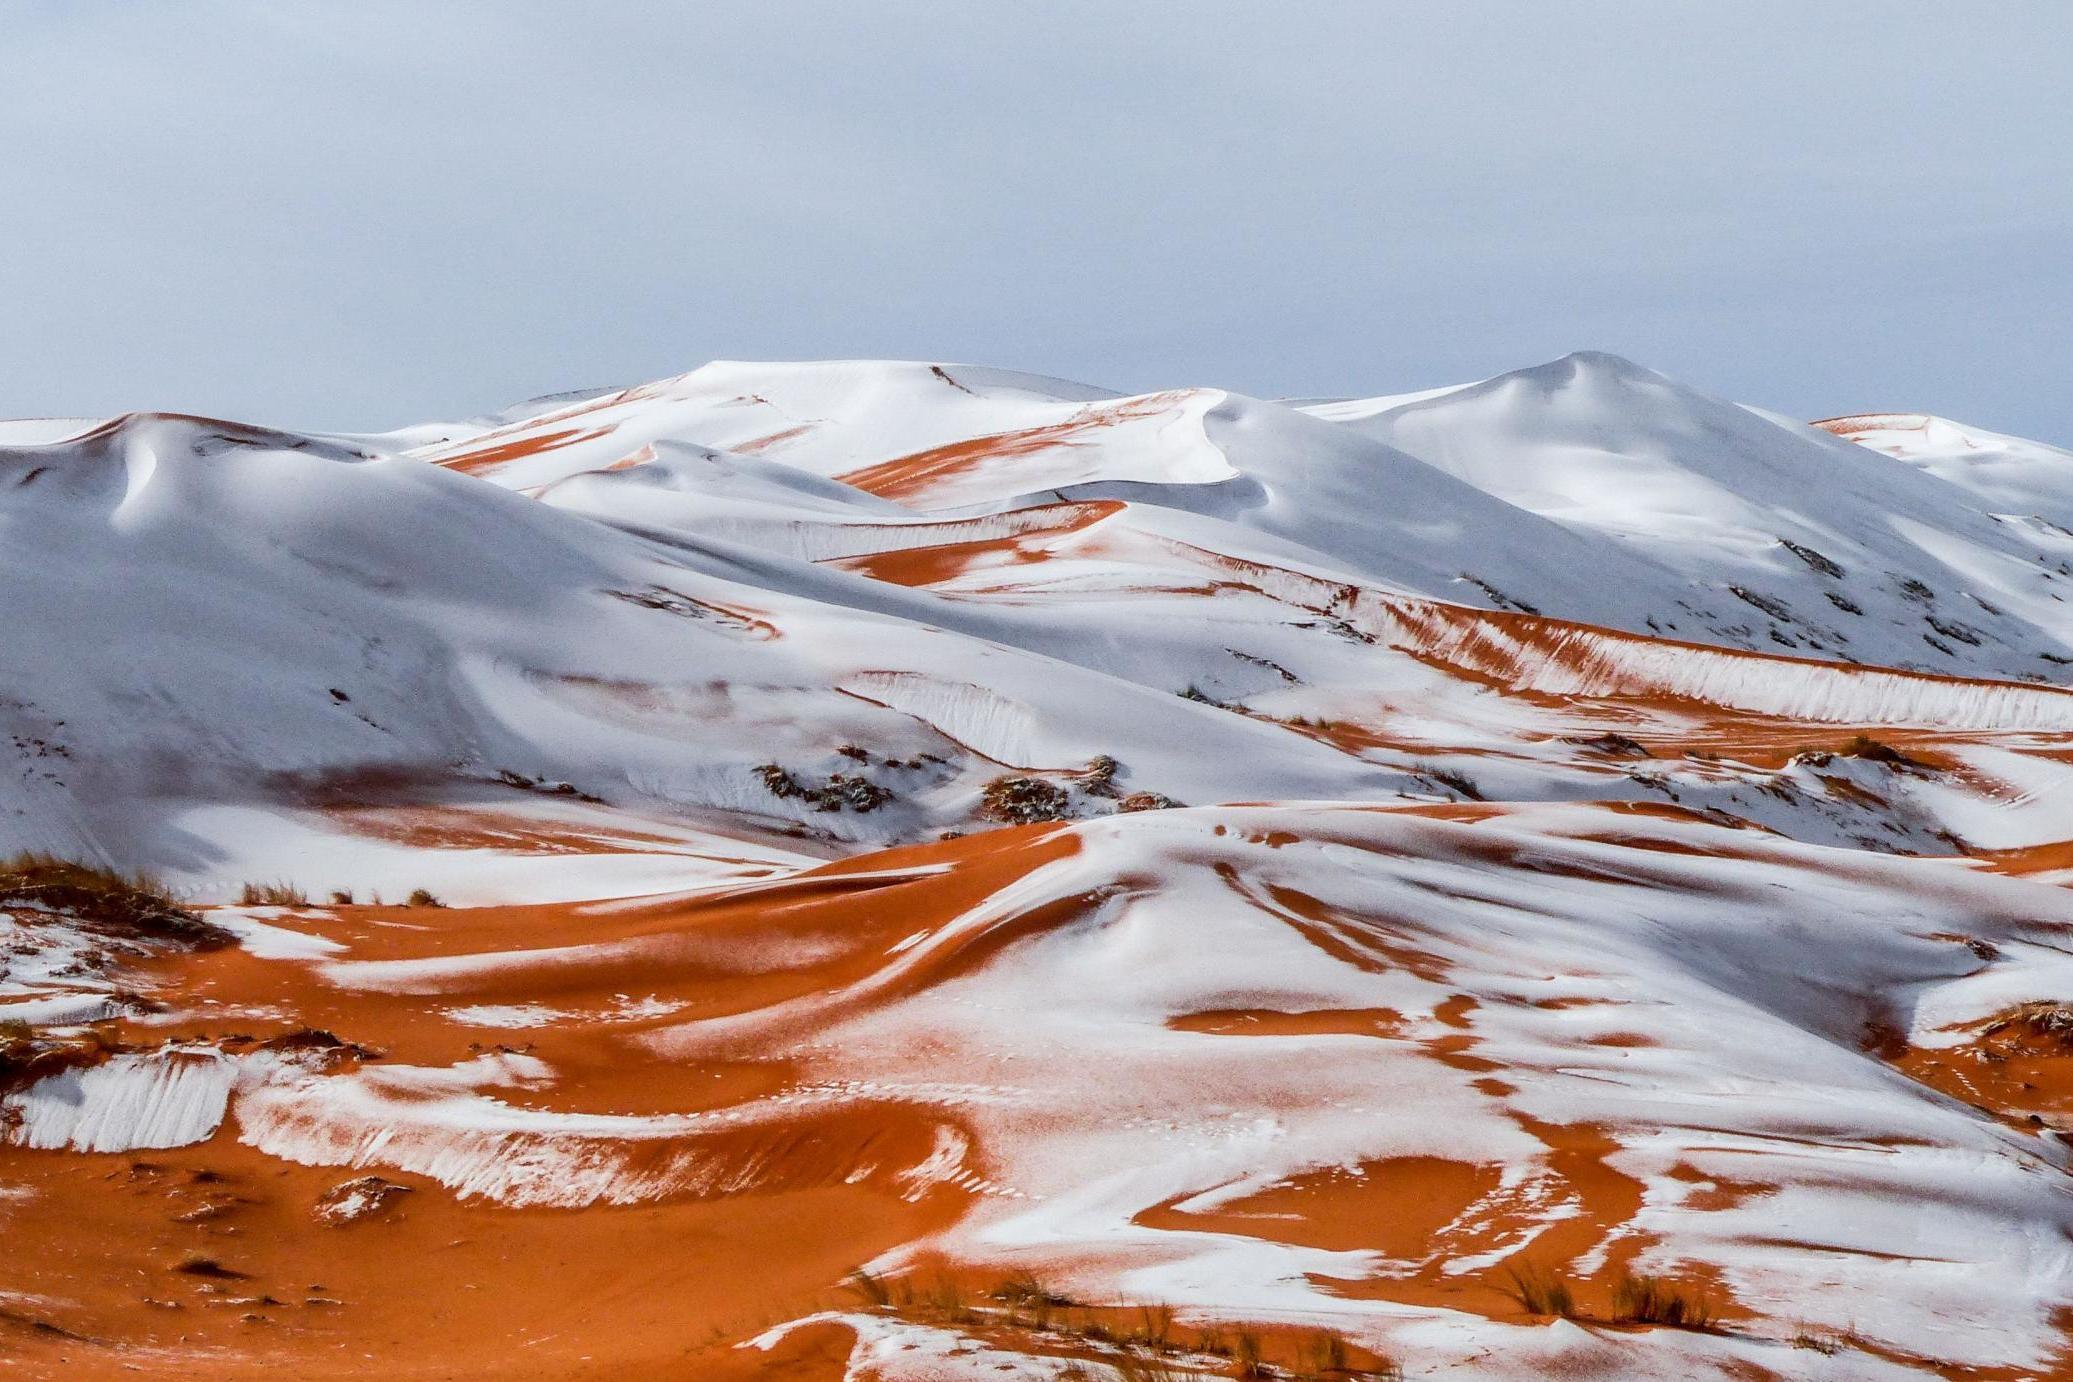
(5, 2, 2071, 441)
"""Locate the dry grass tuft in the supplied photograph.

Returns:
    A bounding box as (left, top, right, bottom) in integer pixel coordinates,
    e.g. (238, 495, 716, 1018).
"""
(405, 888, 445, 908)
(844, 1267, 893, 1309)
(238, 879, 309, 907)
(989, 1270, 1078, 1330)
(917, 1274, 978, 1325)
(1232, 1327, 1267, 1377)
(1109, 1354, 1186, 1381)
(1128, 1301, 1174, 1352)
(838, 1263, 1408, 1379)
(1298, 1328, 1349, 1374)
(1505, 1262, 1577, 1318)
(1611, 1272, 1716, 1331)
(1505, 1261, 1719, 1333)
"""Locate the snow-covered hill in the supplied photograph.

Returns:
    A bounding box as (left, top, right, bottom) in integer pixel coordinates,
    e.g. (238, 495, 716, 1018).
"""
(5, 353, 2073, 1380)
(391, 354, 2073, 686)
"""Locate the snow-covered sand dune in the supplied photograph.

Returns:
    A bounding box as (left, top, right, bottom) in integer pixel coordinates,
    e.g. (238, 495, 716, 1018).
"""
(5, 353, 2073, 1379)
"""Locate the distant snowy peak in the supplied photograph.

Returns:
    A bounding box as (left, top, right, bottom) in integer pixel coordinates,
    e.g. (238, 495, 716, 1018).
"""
(1320, 350, 1922, 526)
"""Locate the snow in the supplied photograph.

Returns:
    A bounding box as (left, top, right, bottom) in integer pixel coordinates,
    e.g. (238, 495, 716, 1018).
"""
(442, 1003, 567, 1028)
(4, 1050, 237, 1152)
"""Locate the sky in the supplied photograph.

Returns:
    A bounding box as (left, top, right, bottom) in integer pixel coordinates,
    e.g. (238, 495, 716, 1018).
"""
(5, 1, 2072, 442)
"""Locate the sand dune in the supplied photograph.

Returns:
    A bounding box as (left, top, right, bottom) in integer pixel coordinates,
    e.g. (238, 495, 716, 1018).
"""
(6, 354, 2073, 1378)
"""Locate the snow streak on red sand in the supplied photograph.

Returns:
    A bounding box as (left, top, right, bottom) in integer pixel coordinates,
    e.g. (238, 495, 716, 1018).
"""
(6, 357, 2073, 1379)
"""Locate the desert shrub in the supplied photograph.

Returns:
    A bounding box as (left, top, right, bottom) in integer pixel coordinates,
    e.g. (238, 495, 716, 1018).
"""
(1728, 584, 1793, 620)
(0, 852, 230, 949)
(1981, 1001, 2073, 1049)
(758, 763, 893, 813)
(845, 1267, 894, 1308)
(1292, 1329, 1404, 1380)
(916, 1275, 977, 1325)
(1792, 1326, 1846, 1354)
(979, 776, 1073, 824)
(1129, 1301, 1173, 1351)
(1927, 616, 1983, 647)
(1505, 1262, 1578, 1318)
(1414, 763, 1484, 801)
(0, 1018, 39, 1086)
(991, 1270, 1076, 1310)
(238, 880, 309, 907)
(1232, 1327, 1267, 1377)
(1116, 792, 1184, 813)
(1503, 1262, 1716, 1331)
(755, 763, 806, 799)
(1299, 1328, 1349, 1373)
(328, 889, 354, 906)
(405, 888, 444, 908)
(1835, 733, 1922, 767)
(1559, 732, 1648, 758)
(255, 1027, 376, 1060)
(813, 775, 891, 813)
(0, 1027, 105, 1095)
(1110, 1355, 1185, 1382)
(1780, 539, 1844, 578)
(1612, 1272, 1716, 1330)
